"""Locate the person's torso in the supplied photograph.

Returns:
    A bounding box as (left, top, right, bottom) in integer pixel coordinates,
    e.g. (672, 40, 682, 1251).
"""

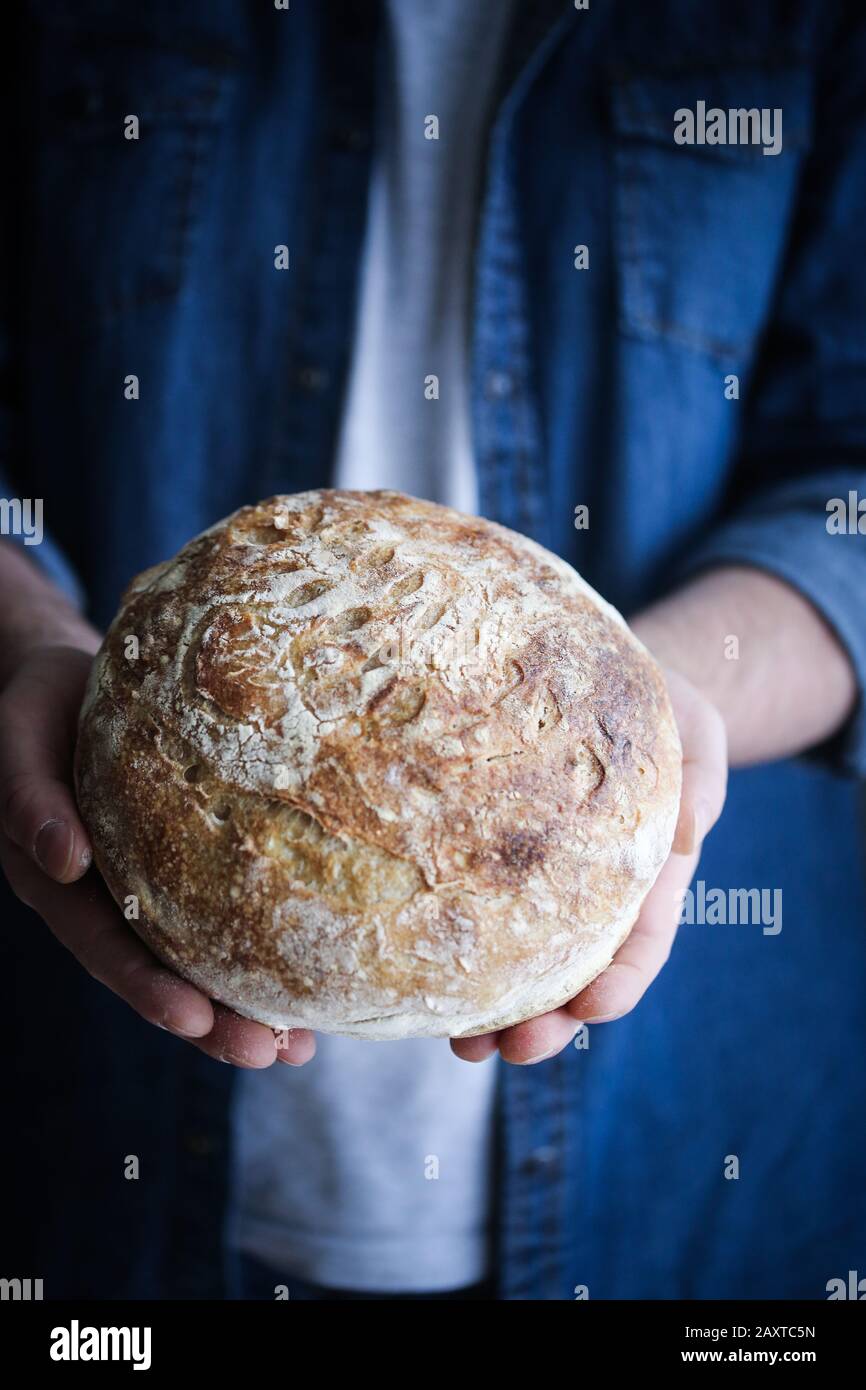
(6, 0, 866, 1300)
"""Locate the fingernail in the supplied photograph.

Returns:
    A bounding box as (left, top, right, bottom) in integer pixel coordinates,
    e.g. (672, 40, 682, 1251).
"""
(217, 1051, 269, 1068)
(673, 806, 697, 856)
(580, 1013, 618, 1025)
(34, 819, 73, 878)
(522, 1037, 575, 1065)
(153, 1018, 202, 1042)
(170, 1024, 209, 1040)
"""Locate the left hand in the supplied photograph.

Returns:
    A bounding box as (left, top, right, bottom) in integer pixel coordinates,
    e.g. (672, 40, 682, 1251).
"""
(450, 667, 728, 1065)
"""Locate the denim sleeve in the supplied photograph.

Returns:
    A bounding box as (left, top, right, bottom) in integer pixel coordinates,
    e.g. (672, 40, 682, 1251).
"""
(675, 7, 866, 777)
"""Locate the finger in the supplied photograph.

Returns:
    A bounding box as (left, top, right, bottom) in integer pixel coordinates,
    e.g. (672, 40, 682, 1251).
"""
(566, 847, 700, 1024)
(275, 1028, 317, 1066)
(0, 649, 94, 882)
(665, 670, 727, 855)
(188, 1004, 281, 1069)
(495, 1006, 579, 1065)
(0, 838, 213, 1039)
(450, 1031, 500, 1063)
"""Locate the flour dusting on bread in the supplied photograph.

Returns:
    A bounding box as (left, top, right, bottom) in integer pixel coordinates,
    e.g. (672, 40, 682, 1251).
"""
(75, 490, 681, 1038)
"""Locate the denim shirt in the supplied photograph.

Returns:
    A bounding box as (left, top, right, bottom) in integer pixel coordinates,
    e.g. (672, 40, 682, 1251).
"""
(4, 0, 866, 1299)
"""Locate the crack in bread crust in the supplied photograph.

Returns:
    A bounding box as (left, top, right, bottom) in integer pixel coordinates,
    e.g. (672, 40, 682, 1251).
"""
(74, 490, 682, 1038)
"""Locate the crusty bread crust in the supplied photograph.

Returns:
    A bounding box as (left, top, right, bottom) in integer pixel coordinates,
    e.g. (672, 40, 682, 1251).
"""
(74, 491, 681, 1039)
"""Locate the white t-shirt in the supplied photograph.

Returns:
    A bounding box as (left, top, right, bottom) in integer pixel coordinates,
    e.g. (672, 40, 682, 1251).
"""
(233, 0, 516, 1294)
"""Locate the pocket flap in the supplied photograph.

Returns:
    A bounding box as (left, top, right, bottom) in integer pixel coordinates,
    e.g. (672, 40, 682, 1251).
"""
(611, 65, 812, 160)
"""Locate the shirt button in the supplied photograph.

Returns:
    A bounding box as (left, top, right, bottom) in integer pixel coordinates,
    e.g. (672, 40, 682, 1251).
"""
(183, 1131, 216, 1158)
(296, 365, 329, 393)
(522, 1145, 560, 1175)
(61, 86, 104, 120)
(485, 370, 516, 400)
(332, 126, 371, 152)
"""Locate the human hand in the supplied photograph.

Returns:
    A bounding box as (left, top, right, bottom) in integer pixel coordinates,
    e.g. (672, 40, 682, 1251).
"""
(0, 639, 314, 1068)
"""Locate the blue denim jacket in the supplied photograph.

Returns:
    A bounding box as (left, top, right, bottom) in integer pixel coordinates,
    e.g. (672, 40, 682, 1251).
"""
(4, 0, 866, 1299)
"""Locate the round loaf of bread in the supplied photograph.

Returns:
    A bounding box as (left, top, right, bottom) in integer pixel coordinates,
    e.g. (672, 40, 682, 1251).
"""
(75, 490, 681, 1039)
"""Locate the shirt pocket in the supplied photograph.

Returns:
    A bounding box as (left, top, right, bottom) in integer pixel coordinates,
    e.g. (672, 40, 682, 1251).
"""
(32, 18, 237, 319)
(609, 66, 813, 363)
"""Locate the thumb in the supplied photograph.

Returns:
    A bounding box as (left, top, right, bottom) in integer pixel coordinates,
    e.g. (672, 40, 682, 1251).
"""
(0, 646, 95, 883)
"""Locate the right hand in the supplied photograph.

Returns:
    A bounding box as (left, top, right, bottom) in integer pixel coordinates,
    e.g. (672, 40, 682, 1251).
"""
(0, 640, 313, 1068)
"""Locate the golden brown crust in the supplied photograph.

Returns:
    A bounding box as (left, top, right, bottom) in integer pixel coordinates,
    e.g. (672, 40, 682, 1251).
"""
(74, 490, 682, 1038)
